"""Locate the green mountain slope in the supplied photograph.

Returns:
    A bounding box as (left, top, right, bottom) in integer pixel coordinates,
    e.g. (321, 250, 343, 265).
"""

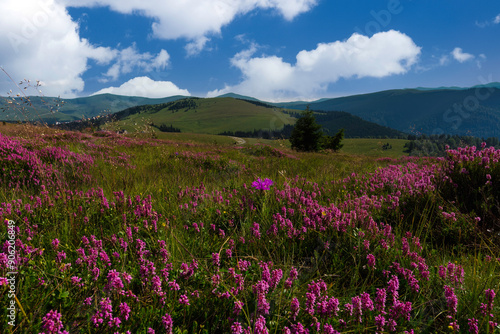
(274, 88, 500, 138)
(315, 111, 405, 138)
(0, 94, 188, 124)
(103, 97, 296, 134)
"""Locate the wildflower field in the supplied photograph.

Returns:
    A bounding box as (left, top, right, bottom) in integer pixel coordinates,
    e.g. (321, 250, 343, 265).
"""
(0, 124, 499, 334)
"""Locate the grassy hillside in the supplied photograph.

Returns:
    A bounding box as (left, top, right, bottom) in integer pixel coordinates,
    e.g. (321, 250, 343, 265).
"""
(102, 97, 297, 134)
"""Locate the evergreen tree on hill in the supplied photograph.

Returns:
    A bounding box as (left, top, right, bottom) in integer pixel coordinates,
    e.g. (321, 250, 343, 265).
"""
(321, 128, 344, 152)
(289, 106, 323, 152)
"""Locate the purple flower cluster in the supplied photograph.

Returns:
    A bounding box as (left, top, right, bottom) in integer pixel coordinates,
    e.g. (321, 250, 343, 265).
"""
(0, 132, 97, 190)
(438, 262, 465, 286)
(468, 318, 479, 334)
(39, 310, 68, 334)
(444, 285, 458, 315)
(90, 297, 119, 328)
(367, 253, 376, 268)
(252, 178, 273, 190)
(162, 313, 173, 333)
(480, 288, 496, 317)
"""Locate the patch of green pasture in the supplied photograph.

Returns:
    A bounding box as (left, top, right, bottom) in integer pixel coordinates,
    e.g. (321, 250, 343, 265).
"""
(341, 138, 409, 157)
(153, 132, 235, 145)
(241, 137, 290, 148)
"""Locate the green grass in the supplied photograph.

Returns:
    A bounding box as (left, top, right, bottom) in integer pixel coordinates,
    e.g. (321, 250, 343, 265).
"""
(241, 137, 289, 147)
(342, 138, 409, 157)
(130, 133, 410, 160)
(153, 131, 236, 145)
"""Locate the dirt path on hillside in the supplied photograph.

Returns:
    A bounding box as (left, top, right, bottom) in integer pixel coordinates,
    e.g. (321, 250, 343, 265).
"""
(230, 136, 246, 145)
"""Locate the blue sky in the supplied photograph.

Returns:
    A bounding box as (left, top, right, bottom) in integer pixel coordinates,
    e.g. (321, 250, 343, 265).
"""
(1, 0, 499, 101)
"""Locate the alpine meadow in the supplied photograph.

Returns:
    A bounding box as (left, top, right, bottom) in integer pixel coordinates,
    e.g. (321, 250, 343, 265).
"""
(1, 0, 500, 333)
(0, 108, 499, 332)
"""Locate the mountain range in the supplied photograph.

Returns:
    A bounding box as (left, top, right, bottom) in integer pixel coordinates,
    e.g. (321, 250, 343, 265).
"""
(0, 94, 188, 124)
(1, 83, 500, 138)
(273, 84, 500, 138)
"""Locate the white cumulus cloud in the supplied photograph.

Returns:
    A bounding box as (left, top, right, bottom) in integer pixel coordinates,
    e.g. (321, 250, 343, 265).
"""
(0, 0, 115, 97)
(0, 0, 179, 98)
(451, 47, 474, 63)
(60, 0, 317, 54)
(101, 46, 170, 82)
(92, 76, 190, 98)
(209, 30, 421, 101)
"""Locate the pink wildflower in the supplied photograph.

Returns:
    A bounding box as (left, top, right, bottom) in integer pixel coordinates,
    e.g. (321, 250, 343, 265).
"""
(252, 178, 273, 190)
(367, 254, 376, 268)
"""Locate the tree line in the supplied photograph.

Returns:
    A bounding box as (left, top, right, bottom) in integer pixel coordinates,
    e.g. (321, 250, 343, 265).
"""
(218, 125, 294, 139)
(150, 123, 181, 133)
(404, 134, 500, 156)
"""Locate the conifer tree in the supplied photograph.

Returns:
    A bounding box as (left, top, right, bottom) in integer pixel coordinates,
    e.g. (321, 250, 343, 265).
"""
(289, 106, 323, 152)
(322, 128, 344, 151)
